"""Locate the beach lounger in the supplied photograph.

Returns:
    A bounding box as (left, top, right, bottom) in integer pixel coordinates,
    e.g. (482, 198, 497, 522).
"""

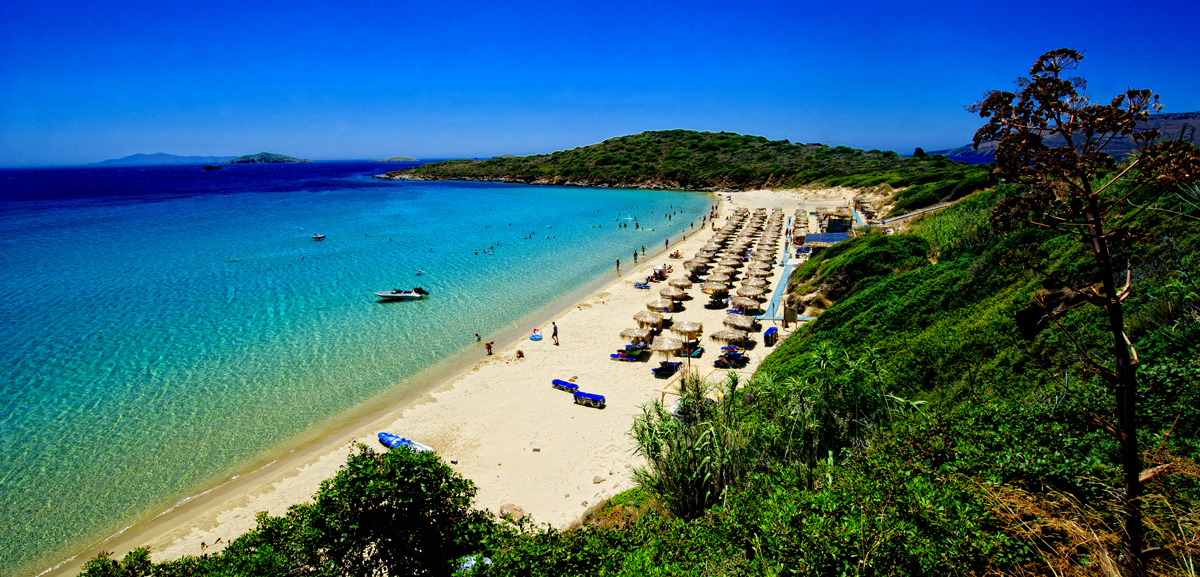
(633, 282, 651, 289)
(726, 306, 745, 314)
(610, 351, 641, 361)
(652, 361, 683, 378)
(551, 379, 578, 392)
(573, 391, 606, 408)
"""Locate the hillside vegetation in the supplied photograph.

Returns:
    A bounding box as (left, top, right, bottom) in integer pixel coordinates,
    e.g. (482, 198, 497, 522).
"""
(383, 130, 990, 214)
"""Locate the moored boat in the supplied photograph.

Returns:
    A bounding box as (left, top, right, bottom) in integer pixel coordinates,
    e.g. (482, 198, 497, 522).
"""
(312, 233, 326, 240)
(374, 287, 429, 300)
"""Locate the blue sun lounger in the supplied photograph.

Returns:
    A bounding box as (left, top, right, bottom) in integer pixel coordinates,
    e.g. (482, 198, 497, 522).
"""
(551, 379, 578, 392)
(573, 391, 606, 408)
(610, 350, 641, 361)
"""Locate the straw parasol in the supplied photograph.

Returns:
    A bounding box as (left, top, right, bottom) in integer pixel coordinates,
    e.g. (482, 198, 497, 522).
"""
(724, 314, 756, 331)
(682, 261, 707, 272)
(659, 286, 686, 300)
(706, 273, 732, 284)
(712, 265, 736, 276)
(649, 337, 683, 358)
(668, 277, 693, 289)
(718, 257, 743, 267)
(730, 296, 761, 310)
(710, 329, 749, 343)
(670, 320, 703, 339)
(701, 282, 729, 295)
(737, 286, 766, 298)
(633, 310, 663, 327)
(742, 277, 768, 288)
(747, 268, 774, 277)
(647, 298, 674, 312)
(620, 327, 651, 340)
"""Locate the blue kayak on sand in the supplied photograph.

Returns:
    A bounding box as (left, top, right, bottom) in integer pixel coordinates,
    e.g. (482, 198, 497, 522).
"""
(378, 432, 433, 452)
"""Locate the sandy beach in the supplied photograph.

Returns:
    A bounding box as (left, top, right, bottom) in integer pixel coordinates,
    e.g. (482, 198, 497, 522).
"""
(48, 187, 854, 574)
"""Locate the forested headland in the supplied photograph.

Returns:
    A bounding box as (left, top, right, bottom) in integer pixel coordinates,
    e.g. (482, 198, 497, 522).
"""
(380, 130, 992, 216)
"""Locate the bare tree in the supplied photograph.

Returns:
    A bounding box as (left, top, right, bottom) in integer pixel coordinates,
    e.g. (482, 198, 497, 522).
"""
(970, 48, 1200, 576)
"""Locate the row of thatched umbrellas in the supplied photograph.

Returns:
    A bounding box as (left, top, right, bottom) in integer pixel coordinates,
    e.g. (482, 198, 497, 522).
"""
(623, 207, 793, 353)
(624, 209, 777, 350)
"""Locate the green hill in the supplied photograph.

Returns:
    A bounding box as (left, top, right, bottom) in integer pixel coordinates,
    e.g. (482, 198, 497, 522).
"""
(374, 156, 419, 162)
(380, 130, 990, 214)
(227, 152, 314, 164)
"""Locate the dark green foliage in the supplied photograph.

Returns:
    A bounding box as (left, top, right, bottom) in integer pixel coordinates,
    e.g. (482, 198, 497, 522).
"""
(385, 130, 990, 213)
(96, 444, 494, 577)
(81, 548, 153, 577)
(300, 444, 492, 576)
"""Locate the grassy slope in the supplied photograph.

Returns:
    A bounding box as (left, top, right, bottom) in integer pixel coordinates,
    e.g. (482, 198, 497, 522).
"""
(387, 130, 990, 214)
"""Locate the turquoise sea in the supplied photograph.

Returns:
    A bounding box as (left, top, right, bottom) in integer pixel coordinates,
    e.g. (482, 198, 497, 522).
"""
(0, 162, 712, 576)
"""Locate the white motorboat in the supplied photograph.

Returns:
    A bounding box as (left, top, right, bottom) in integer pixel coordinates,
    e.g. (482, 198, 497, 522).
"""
(374, 287, 429, 300)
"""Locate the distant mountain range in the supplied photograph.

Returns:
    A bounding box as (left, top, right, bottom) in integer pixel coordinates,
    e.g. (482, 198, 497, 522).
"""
(930, 111, 1199, 158)
(91, 153, 238, 166)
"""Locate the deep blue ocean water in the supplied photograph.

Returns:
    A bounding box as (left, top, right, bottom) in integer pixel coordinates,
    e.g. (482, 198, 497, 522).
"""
(0, 162, 712, 575)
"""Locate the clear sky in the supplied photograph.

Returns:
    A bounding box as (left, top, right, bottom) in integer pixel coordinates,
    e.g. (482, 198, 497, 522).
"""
(2, 0, 1197, 166)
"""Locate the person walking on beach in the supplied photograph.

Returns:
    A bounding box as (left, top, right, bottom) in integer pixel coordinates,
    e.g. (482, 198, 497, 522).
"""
(664, 238, 669, 250)
(633, 251, 638, 264)
(485, 341, 494, 355)
(616, 258, 620, 273)
(552, 322, 559, 345)
(641, 245, 645, 256)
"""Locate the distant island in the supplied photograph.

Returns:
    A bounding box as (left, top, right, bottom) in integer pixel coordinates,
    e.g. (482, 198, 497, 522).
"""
(930, 110, 1199, 158)
(374, 156, 419, 162)
(492, 153, 518, 159)
(227, 152, 314, 164)
(376, 129, 991, 215)
(91, 153, 238, 166)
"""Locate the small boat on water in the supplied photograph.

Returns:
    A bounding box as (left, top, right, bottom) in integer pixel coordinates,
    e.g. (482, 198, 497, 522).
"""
(374, 287, 429, 300)
(378, 432, 433, 452)
(203, 165, 222, 171)
(312, 233, 326, 240)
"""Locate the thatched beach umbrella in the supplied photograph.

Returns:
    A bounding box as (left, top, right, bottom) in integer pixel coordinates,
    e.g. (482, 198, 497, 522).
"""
(682, 261, 707, 272)
(702, 243, 722, 252)
(747, 268, 774, 278)
(668, 277, 693, 289)
(742, 277, 768, 288)
(724, 314, 756, 331)
(670, 320, 703, 340)
(649, 337, 683, 358)
(737, 286, 766, 298)
(712, 265, 736, 276)
(710, 329, 749, 343)
(620, 327, 651, 341)
(647, 298, 674, 312)
(701, 282, 729, 295)
(718, 257, 743, 267)
(659, 286, 686, 301)
(730, 296, 761, 311)
(633, 310, 663, 327)
(706, 273, 732, 284)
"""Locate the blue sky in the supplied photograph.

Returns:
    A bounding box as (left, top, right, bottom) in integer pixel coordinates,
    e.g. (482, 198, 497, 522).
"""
(2, 0, 1197, 166)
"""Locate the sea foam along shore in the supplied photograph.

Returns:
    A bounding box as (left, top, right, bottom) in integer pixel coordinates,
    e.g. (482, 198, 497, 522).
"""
(46, 187, 855, 575)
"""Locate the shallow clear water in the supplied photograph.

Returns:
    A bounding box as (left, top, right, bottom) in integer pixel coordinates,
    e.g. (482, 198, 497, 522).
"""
(0, 162, 711, 575)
